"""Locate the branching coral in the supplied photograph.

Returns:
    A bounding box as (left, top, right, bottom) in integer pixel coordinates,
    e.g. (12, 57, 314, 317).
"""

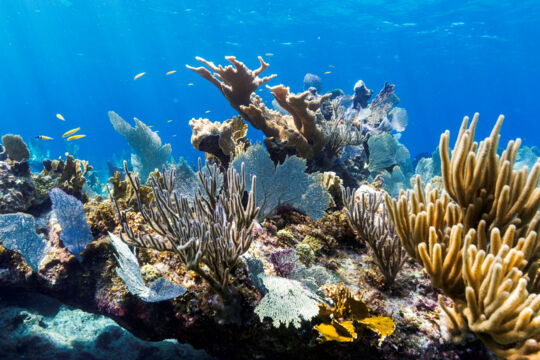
(187, 56, 338, 161)
(385, 113, 540, 359)
(343, 188, 406, 285)
(112, 160, 259, 300)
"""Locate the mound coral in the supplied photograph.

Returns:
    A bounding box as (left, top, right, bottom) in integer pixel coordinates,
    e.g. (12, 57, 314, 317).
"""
(1, 134, 30, 162)
(385, 113, 540, 359)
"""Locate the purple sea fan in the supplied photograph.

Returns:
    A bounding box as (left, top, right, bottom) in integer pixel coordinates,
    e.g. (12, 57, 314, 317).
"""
(49, 187, 93, 260)
(269, 248, 296, 277)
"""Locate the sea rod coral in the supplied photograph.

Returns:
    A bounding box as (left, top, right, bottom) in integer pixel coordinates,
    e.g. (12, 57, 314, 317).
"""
(112, 160, 259, 300)
(385, 113, 540, 359)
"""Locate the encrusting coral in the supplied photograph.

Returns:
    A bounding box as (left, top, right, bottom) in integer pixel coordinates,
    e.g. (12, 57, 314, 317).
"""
(112, 159, 259, 300)
(385, 113, 540, 359)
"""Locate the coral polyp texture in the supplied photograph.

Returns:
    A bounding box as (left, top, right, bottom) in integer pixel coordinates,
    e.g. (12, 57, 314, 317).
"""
(386, 113, 540, 359)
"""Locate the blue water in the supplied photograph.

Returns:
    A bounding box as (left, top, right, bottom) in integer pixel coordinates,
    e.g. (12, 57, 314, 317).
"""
(1, 0, 539, 171)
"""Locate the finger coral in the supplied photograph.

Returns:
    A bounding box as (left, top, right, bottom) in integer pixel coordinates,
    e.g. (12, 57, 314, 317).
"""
(385, 113, 540, 359)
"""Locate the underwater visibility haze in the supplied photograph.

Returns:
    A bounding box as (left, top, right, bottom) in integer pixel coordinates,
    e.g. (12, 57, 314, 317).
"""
(0, 1, 539, 359)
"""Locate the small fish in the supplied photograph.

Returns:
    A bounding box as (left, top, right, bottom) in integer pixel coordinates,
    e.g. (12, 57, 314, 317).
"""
(166, 70, 177, 76)
(265, 52, 274, 56)
(187, 82, 194, 86)
(35, 135, 54, 141)
(62, 127, 80, 138)
(148, 125, 153, 128)
(324, 71, 332, 74)
(205, 110, 211, 114)
(154, 130, 159, 133)
(67, 134, 86, 141)
(329, 64, 335, 68)
(134, 72, 146, 80)
(56, 113, 65, 121)
(167, 120, 173, 123)
(172, 134, 177, 137)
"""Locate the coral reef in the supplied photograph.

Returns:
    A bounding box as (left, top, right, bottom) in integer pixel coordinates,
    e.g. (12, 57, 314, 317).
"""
(113, 160, 259, 300)
(1, 134, 30, 162)
(0, 58, 516, 360)
(41, 153, 92, 201)
(0, 213, 48, 271)
(386, 113, 540, 359)
(344, 187, 406, 285)
(189, 116, 248, 166)
(187, 56, 333, 162)
(0, 159, 35, 213)
(231, 143, 331, 220)
(109, 111, 172, 182)
(49, 188, 93, 260)
(109, 233, 186, 302)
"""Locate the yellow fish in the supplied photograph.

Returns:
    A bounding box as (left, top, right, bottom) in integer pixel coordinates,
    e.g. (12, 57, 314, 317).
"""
(148, 125, 153, 128)
(329, 64, 335, 68)
(154, 130, 159, 133)
(187, 82, 194, 86)
(67, 134, 86, 141)
(62, 127, 80, 138)
(134, 72, 146, 80)
(56, 113, 65, 121)
(205, 110, 211, 114)
(324, 71, 332, 74)
(167, 120, 173, 123)
(35, 135, 54, 141)
(166, 70, 177, 76)
(172, 134, 177, 137)
(265, 52, 274, 56)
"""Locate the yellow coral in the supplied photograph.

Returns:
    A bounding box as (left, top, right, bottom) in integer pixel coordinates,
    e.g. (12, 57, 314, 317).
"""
(386, 113, 540, 358)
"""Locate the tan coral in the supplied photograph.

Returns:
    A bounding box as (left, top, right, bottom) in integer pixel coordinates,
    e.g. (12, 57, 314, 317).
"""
(386, 113, 540, 358)
(186, 56, 276, 109)
(187, 56, 330, 160)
